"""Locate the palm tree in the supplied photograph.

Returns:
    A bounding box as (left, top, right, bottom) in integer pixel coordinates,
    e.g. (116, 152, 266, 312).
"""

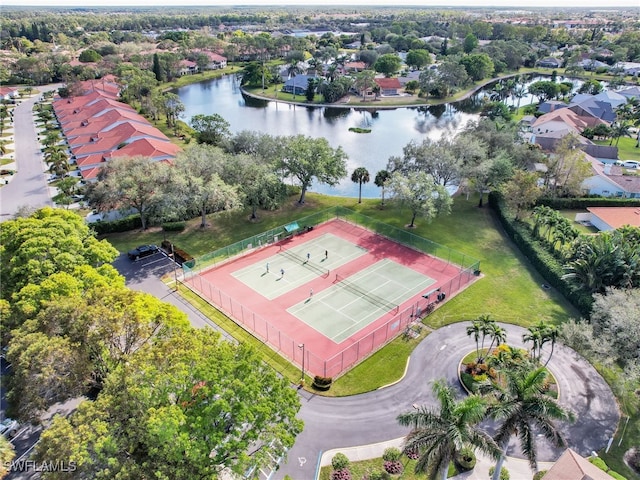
(397, 380, 500, 480)
(487, 366, 575, 480)
(522, 323, 544, 362)
(485, 323, 506, 354)
(374, 169, 391, 207)
(351, 167, 370, 204)
(466, 320, 483, 363)
(541, 325, 559, 367)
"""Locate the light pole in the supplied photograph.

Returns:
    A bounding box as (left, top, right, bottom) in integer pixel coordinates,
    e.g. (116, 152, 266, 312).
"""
(298, 343, 305, 386)
(171, 243, 178, 291)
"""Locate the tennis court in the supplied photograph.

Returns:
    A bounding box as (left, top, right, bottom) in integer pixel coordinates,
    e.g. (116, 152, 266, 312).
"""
(231, 233, 367, 300)
(184, 212, 480, 378)
(288, 259, 435, 343)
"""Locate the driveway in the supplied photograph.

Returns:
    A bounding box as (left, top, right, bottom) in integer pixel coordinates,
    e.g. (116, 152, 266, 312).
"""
(0, 85, 60, 221)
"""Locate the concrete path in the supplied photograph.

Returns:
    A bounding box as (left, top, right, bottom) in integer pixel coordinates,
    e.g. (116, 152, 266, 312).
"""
(0, 85, 60, 221)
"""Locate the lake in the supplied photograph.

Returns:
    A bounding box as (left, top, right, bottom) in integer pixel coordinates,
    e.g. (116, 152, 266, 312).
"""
(177, 74, 582, 198)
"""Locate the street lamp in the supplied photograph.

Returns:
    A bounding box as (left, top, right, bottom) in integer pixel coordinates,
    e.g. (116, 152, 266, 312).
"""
(298, 343, 305, 386)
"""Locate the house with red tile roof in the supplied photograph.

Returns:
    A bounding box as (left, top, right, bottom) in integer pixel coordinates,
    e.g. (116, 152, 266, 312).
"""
(194, 50, 227, 70)
(52, 76, 180, 181)
(374, 77, 402, 96)
(0, 86, 19, 101)
(179, 60, 199, 76)
(586, 207, 640, 231)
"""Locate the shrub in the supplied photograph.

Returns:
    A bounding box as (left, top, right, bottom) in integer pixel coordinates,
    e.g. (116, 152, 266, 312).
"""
(331, 468, 351, 480)
(489, 466, 510, 480)
(589, 457, 608, 471)
(382, 447, 402, 462)
(91, 214, 142, 234)
(331, 453, 350, 470)
(312, 375, 333, 391)
(537, 197, 640, 210)
(383, 461, 403, 475)
(366, 471, 391, 480)
(532, 471, 546, 480)
(405, 447, 419, 460)
(454, 448, 477, 471)
(162, 221, 186, 232)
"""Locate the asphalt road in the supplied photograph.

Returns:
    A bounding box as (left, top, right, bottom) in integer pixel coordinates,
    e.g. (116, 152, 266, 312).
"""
(115, 256, 620, 480)
(273, 322, 619, 479)
(0, 85, 60, 220)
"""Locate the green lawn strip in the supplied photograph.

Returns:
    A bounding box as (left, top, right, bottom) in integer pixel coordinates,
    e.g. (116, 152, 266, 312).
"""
(594, 137, 640, 161)
(596, 364, 640, 479)
(327, 327, 429, 397)
(319, 458, 460, 480)
(103, 194, 358, 255)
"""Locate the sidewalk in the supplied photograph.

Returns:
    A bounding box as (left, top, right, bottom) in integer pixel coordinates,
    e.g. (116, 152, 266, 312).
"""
(317, 438, 554, 480)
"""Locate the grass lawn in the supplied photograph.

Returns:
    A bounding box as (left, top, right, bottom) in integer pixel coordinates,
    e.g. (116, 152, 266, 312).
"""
(556, 209, 599, 234)
(595, 136, 640, 162)
(319, 457, 460, 480)
(103, 193, 637, 476)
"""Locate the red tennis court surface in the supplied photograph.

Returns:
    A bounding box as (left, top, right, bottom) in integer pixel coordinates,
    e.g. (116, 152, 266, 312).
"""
(184, 218, 478, 378)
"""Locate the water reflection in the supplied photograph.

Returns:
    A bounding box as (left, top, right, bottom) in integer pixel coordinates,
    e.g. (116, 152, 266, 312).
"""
(176, 74, 584, 198)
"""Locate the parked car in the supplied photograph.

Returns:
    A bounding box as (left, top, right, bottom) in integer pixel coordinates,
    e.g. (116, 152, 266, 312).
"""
(127, 244, 159, 261)
(0, 418, 19, 438)
(616, 160, 640, 169)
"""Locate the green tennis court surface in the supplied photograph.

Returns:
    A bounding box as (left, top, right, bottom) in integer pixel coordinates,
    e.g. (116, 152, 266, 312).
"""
(288, 259, 435, 343)
(231, 233, 368, 300)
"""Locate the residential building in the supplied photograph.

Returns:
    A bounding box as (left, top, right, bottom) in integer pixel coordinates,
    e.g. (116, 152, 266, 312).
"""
(543, 449, 615, 480)
(374, 77, 402, 96)
(582, 156, 640, 198)
(585, 207, 640, 231)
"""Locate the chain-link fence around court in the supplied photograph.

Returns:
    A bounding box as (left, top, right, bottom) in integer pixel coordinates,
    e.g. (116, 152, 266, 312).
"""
(182, 207, 480, 378)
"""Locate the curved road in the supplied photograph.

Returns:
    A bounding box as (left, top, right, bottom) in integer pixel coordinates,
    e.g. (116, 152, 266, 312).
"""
(0, 84, 60, 221)
(274, 322, 619, 479)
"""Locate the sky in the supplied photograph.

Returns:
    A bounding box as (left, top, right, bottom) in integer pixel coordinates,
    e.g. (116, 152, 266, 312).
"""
(4, 0, 640, 7)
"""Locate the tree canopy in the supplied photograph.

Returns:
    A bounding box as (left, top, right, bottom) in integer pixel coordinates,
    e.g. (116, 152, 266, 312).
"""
(279, 135, 347, 204)
(0, 208, 118, 302)
(388, 171, 452, 228)
(34, 328, 302, 479)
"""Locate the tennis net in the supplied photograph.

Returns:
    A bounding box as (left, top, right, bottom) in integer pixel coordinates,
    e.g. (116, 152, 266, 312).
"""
(334, 273, 399, 313)
(279, 246, 330, 277)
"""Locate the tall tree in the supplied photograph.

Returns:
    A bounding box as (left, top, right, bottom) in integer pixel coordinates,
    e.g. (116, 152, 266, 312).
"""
(388, 171, 452, 228)
(354, 70, 376, 101)
(374, 54, 402, 77)
(33, 328, 303, 479)
(172, 144, 241, 228)
(220, 153, 287, 220)
(190, 113, 231, 146)
(89, 155, 170, 230)
(500, 170, 542, 220)
(397, 380, 500, 480)
(152, 52, 162, 81)
(279, 135, 347, 204)
(351, 167, 370, 203)
(374, 169, 391, 207)
(465, 153, 513, 207)
(487, 366, 575, 480)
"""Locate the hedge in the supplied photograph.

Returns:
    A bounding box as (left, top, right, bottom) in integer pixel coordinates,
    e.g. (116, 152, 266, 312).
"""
(537, 197, 640, 210)
(488, 192, 593, 316)
(91, 214, 142, 234)
(162, 221, 187, 232)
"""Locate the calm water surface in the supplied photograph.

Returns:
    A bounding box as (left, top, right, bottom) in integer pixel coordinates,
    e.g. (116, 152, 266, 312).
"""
(177, 74, 584, 198)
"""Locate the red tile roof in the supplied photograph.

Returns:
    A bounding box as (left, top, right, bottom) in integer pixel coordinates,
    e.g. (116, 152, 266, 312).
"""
(588, 207, 640, 229)
(543, 449, 615, 480)
(374, 77, 402, 89)
(106, 138, 180, 160)
(70, 122, 169, 157)
(63, 109, 150, 139)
